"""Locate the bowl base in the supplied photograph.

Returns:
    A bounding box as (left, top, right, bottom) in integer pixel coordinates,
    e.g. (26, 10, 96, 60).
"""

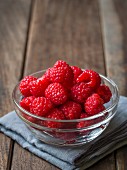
(27, 124, 109, 146)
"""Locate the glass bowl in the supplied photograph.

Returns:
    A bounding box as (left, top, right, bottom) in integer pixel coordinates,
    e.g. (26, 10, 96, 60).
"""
(12, 70, 119, 146)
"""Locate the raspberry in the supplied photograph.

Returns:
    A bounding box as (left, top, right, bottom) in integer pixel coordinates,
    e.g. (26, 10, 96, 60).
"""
(71, 82, 93, 103)
(85, 93, 105, 116)
(20, 96, 37, 123)
(55, 132, 76, 142)
(19, 76, 37, 97)
(71, 66, 83, 84)
(45, 83, 68, 105)
(50, 60, 74, 89)
(31, 97, 53, 117)
(37, 120, 45, 127)
(77, 70, 101, 89)
(97, 84, 112, 103)
(20, 96, 35, 111)
(30, 76, 50, 97)
(22, 114, 37, 123)
(43, 68, 52, 81)
(63, 122, 76, 129)
(77, 113, 94, 128)
(46, 108, 65, 128)
(94, 115, 105, 124)
(60, 101, 82, 119)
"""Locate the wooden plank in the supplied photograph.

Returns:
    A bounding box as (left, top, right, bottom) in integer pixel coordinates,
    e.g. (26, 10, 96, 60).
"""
(115, 146, 127, 170)
(100, 0, 127, 95)
(88, 154, 116, 170)
(11, 148, 58, 170)
(99, 0, 127, 169)
(0, 0, 31, 169)
(11, 0, 115, 169)
(24, 0, 105, 75)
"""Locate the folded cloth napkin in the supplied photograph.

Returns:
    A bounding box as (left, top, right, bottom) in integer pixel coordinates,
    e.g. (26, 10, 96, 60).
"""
(0, 96, 127, 170)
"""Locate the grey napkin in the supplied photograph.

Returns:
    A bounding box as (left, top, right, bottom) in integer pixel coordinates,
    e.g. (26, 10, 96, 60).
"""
(0, 96, 127, 170)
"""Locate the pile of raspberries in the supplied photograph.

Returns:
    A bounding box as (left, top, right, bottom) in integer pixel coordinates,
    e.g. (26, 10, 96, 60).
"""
(19, 60, 112, 129)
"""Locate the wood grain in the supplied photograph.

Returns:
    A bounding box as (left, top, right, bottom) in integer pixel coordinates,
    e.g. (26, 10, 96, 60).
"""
(0, 0, 31, 169)
(11, 148, 58, 170)
(11, 0, 116, 169)
(88, 154, 116, 170)
(100, 0, 127, 169)
(24, 0, 105, 75)
(115, 146, 127, 170)
(100, 0, 127, 95)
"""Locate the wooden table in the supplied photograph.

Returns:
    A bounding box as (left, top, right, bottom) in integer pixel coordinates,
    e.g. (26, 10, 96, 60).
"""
(0, 0, 127, 169)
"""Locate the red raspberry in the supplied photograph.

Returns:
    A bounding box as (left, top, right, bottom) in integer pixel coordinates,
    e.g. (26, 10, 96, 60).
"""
(71, 82, 93, 103)
(19, 76, 37, 97)
(45, 83, 68, 105)
(37, 120, 45, 127)
(60, 101, 82, 119)
(31, 97, 53, 117)
(20, 96, 37, 123)
(97, 84, 112, 103)
(71, 66, 83, 84)
(50, 60, 74, 89)
(20, 96, 35, 111)
(43, 68, 52, 81)
(77, 70, 101, 89)
(85, 93, 105, 116)
(77, 113, 94, 128)
(45, 108, 65, 128)
(55, 132, 76, 142)
(63, 122, 76, 129)
(30, 76, 50, 97)
(22, 114, 37, 123)
(94, 115, 105, 124)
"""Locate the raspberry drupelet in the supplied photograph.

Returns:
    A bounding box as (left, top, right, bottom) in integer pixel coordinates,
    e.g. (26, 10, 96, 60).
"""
(45, 83, 68, 105)
(31, 97, 53, 117)
(97, 84, 112, 103)
(60, 101, 82, 120)
(50, 60, 74, 89)
(45, 108, 65, 128)
(71, 66, 83, 84)
(71, 82, 93, 103)
(77, 113, 94, 128)
(19, 76, 37, 97)
(30, 76, 50, 97)
(85, 93, 105, 116)
(77, 69, 101, 89)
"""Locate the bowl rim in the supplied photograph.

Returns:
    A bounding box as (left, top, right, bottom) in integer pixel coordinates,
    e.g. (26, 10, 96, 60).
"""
(12, 70, 119, 123)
